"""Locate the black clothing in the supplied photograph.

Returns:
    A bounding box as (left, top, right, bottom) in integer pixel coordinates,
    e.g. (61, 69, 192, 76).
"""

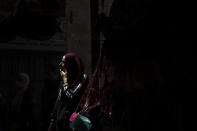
(9, 87, 33, 131)
(41, 77, 61, 131)
(50, 74, 88, 131)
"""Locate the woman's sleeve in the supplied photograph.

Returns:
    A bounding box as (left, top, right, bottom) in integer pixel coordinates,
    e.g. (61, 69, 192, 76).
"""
(65, 74, 87, 99)
(49, 84, 63, 121)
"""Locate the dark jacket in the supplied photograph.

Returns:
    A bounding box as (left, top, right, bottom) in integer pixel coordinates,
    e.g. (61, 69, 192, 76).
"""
(50, 74, 88, 131)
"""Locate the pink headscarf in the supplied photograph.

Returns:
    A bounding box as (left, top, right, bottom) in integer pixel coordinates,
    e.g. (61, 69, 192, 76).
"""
(63, 53, 84, 86)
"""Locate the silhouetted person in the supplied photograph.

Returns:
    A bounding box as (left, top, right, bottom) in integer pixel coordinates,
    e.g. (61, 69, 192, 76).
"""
(48, 53, 88, 131)
(9, 73, 33, 131)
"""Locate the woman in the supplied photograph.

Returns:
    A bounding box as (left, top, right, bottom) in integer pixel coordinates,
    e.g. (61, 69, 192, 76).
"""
(48, 53, 88, 131)
(9, 73, 33, 131)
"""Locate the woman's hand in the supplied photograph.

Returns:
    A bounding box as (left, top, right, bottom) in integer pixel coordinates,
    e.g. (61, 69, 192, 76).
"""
(60, 68, 67, 84)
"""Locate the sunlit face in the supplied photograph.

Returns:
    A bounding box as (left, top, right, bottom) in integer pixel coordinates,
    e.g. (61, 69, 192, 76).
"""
(62, 55, 66, 62)
(59, 56, 66, 71)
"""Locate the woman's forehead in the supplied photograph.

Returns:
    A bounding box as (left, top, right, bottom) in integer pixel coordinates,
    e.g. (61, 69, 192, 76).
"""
(62, 56, 66, 61)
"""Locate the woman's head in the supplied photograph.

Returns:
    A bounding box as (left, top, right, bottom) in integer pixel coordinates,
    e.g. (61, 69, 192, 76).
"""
(15, 73, 30, 89)
(59, 52, 84, 86)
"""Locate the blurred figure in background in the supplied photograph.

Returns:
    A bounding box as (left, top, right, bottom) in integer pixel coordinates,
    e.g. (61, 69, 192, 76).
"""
(8, 73, 33, 131)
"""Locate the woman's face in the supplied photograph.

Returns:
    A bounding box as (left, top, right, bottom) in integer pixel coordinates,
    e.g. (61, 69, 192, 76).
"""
(59, 56, 66, 72)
